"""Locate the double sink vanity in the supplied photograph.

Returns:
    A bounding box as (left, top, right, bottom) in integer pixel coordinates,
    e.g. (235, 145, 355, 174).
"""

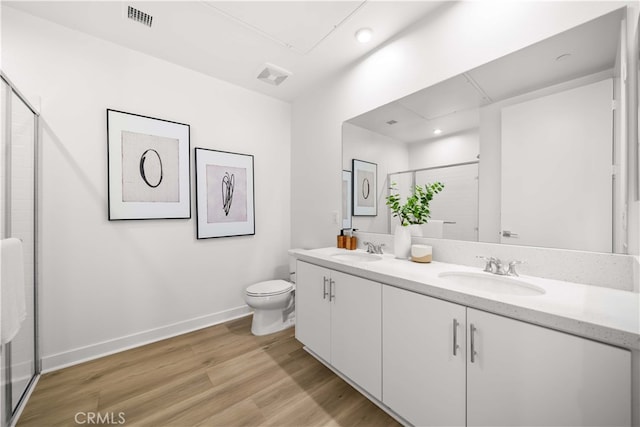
(291, 247, 639, 427)
(301, 7, 640, 425)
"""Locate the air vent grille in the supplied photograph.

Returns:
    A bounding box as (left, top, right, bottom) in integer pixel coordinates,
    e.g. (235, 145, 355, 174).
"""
(256, 63, 292, 87)
(128, 6, 153, 27)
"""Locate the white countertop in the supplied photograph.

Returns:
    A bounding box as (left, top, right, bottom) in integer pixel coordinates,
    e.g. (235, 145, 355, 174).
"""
(291, 247, 640, 350)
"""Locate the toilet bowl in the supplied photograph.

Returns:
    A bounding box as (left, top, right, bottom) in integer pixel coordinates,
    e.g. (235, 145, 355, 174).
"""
(245, 279, 295, 336)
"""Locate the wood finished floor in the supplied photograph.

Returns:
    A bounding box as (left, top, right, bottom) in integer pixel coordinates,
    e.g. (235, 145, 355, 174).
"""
(18, 315, 400, 427)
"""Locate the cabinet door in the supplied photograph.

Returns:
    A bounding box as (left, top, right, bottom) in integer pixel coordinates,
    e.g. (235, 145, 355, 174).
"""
(295, 261, 331, 362)
(382, 285, 466, 426)
(331, 270, 382, 400)
(467, 308, 631, 427)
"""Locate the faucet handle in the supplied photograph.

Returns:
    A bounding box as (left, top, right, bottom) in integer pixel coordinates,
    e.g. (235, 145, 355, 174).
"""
(476, 256, 495, 273)
(507, 260, 524, 277)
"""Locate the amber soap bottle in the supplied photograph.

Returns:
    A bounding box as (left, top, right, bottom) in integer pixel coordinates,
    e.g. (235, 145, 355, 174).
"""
(346, 229, 357, 250)
(337, 230, 346, 248)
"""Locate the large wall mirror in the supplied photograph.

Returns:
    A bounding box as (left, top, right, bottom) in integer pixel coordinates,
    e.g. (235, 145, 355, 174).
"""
(343, 8, 633, 254)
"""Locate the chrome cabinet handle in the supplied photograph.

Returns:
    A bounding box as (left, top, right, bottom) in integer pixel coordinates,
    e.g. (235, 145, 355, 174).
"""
(453, 318, 459, 356)
(329, 279, 336, 302)
(470, 323, 477, 363)
(502, 230, 519, 238)
(323, 277, 329, 300)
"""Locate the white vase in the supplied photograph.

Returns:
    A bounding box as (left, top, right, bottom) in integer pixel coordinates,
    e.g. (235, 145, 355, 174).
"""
(393, 225, 412, 259)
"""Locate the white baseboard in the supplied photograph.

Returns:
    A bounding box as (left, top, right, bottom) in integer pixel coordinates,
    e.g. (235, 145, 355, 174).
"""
(41, 305, 252, 373)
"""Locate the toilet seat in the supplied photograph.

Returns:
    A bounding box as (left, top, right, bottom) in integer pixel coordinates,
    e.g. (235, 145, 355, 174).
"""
(246, 280, 293, 297)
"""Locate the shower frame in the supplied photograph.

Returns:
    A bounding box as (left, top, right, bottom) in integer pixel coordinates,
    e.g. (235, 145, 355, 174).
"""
(1, 70, 40, 427)
(386, 160, 480, 235)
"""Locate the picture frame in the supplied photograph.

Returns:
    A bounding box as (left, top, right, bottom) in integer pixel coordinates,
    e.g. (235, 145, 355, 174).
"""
(342, 170, 352, 229)
(107, 109, 191, 220)
(352, 159, 377, 216)
(195, 148, 255, 239)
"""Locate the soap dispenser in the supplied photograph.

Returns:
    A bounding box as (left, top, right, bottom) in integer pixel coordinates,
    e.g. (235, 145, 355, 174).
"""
(337, 229, 346, 248)
(347, 229, 358, 250)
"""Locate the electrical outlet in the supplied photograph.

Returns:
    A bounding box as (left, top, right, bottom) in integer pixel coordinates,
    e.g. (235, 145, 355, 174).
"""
(331, 211, 339, 225)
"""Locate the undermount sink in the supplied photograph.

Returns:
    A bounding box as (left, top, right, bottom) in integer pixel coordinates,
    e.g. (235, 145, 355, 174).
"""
(438, 271, 546, 296)
(331, 252, 382, 263)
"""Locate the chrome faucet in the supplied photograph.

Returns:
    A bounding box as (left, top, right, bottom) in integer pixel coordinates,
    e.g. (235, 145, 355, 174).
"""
(363, 241, 385, 254)
(477, 256, 523, 276)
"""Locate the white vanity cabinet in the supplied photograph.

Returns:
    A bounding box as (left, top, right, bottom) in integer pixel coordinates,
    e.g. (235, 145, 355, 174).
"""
(466, 308, 631, 427)
(383, 286, 631, 427)
(295, 261, 382, 399)
(295, 261, 331, 361)
(382, 285, 466, 427)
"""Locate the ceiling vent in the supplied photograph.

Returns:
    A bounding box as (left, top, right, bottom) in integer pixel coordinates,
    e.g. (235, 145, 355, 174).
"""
(256, 63, 292, 87)
(127, 6, 153, 27)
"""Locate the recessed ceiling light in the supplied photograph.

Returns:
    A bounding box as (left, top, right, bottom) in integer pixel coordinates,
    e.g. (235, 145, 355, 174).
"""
(555, 53, 572, 62)
(386, 119, 398, 125)
(355, 28, 373, 43)
(433, 128, 443, 135)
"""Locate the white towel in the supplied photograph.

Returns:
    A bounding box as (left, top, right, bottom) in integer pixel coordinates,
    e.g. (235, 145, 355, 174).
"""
(421, 220, 445, 238)
(1, 238, 27, 344)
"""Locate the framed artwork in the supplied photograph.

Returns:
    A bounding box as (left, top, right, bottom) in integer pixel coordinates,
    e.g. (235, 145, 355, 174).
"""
(342, 170, 352, 229)
(352, 159, 377, 216)
(195, 148, 255, 239)
(107, 109, 191, 220)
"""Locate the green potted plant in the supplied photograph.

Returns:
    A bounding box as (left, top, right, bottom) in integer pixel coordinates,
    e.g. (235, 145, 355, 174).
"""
(386, 181, 444, 258)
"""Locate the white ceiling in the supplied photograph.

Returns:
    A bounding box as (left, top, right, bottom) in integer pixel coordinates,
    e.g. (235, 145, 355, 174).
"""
(347, 8, 623, 143)
(5, 0, 446, 102)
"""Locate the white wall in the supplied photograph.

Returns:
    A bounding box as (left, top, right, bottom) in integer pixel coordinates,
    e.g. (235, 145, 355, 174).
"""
(2, 7, 291, 371)
(291, 1, 631, 251)
(407, 129, 479, 170)
(342, 123, 408, 233)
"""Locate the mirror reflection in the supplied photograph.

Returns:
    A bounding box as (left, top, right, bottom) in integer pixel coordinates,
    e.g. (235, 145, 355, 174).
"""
(343, 9, 629, 254)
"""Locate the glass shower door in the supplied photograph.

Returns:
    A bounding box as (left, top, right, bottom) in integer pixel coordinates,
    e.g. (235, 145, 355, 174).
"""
(1, 75, 38, 422)
(8, 86, 36, 412)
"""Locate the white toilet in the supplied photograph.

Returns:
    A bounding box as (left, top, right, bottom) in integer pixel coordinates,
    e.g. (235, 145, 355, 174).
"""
(245, 279, 295, 336)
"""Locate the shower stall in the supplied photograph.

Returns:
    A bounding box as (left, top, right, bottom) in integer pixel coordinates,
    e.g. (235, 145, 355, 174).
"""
(387, 160, 480, 241)
(1, 72, 40, 426)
